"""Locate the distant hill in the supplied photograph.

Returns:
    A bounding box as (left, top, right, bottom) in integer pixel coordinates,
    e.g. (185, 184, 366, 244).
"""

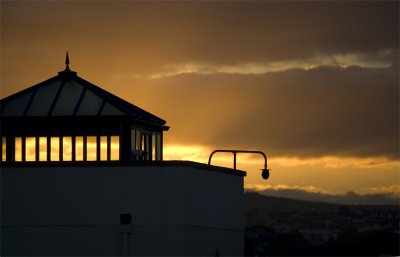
(252, 188, 400, 205)
(244, 192, 340, 227)
(245, 191, 340, 213)
(244, 192, 399, 227)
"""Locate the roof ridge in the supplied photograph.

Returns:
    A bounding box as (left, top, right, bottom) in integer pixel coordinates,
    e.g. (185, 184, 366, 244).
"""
(0, 75, 59, 106)
(0, 70, 166, 126)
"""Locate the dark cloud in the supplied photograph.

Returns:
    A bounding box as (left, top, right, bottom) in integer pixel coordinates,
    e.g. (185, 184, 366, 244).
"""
(2, 1, 398, 71)
(135, 65, 398, 160)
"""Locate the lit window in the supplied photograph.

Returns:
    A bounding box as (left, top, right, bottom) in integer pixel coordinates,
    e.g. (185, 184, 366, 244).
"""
(2, 137, 6, 161)
(110, 136, 119, 161)
(75, 136, 84, 161)
(152, 134, 156, 160)
(63, 137, 72, 161)
(15, 137, 22, 162)
(86, 136, 97, 161)
(25, 137, 36, 162)
(100, 136, 108, 161)
(50, 137, 59, 161)
(39, 137, 47, 161)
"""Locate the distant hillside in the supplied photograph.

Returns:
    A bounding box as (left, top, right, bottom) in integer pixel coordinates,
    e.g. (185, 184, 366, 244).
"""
(245, 191, 340, 214)
(244, 192, 399, 227)
(252, 188, 400, 205)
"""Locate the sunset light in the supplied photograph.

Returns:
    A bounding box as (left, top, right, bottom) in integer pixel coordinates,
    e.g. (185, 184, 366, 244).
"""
(1, 0, 398, 204)
(1, 1, 399, 255)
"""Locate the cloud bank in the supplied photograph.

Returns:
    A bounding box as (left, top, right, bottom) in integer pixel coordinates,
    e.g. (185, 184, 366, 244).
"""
(245, 184, 400, 205)
(140, 65, 398, 161)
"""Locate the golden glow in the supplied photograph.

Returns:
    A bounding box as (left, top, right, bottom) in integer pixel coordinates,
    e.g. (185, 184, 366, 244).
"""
(270, 156, 400, 169)
(15, 137, 22, 162)
(50, 137, 59, 161)
(110, 136, 119, 161)
(368, 184, 400, 197)
(245, 183, 332, 195)
(100, 136, 108, 161)
(6, 135, 120, 162)
(2, 137, 6, 161)
(25, 137, 36, 162)
(164, 144, 400, 170)
(86, 136, 97, 161)
(147, 51, 392, 79)
(63, 137, 72, 161)
(163, 143, 400, 196)
(39, 137, 47, 161)
(163, 144, 210, 163)
(75, 136, 84, 161)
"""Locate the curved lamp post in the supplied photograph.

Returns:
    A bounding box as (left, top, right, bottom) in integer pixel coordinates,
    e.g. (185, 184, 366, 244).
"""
(208, 150, 270, 180)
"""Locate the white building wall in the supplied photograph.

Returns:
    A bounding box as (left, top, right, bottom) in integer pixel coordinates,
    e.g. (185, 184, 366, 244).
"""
(1, 164, 244, 256)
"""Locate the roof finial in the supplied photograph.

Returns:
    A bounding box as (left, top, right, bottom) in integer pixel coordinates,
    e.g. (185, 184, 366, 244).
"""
(59, 51, 77, 77)
(65, 51, 70, 70)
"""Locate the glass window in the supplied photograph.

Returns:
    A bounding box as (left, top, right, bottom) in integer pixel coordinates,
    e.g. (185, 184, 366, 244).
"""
(100, 136, 108, 161)
(52, 81, 84, 116)
(2, 137, 6, 162)
(156, 134, 162, 161)
(110, 136, 119, 161)
(152, 134, 156, 161)
(25, 137, 36, 162)
(15, 137, 22, 162)
(131, 129, 136, 152)
(39, 137, 47, 161)
(136, 130, 141, 151)
(76, 91, 104, 116)
(75, 137, 84, 161)
(141, 134, 150, 161)
(27, 81, 61, 116)
(86, 136, 97, 161)
(100, 103, 124, 116)
(50, 137, 59, 161)
(2, 91, 33, 117)
(63, 137, 72, 161)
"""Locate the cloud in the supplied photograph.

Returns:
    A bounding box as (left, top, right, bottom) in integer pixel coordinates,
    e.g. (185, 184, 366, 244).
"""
(245, 183, 331, 195)
(137, 65, 398, 160)
(149, 50, 393, 79)
(163, 143, 399, 170)
(163, 144, 210, 163)
(245, 184, 400, 205)
(368, 184, 400, 198)
(2, 1, 398, 90)
(271, 156, 400, 169)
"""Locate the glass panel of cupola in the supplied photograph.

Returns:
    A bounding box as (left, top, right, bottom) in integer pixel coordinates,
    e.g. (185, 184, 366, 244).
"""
(76, 90, 103, 116)
(52, 81, 84, 116)
(27, 81, 61, 116)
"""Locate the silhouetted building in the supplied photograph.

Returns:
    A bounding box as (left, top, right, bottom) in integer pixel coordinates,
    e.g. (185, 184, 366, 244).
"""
(0, 55, 245, 256)
(0, 54, 167, 163)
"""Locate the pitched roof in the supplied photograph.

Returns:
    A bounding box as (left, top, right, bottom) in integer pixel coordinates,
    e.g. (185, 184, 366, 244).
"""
(0, 66, 166, 126)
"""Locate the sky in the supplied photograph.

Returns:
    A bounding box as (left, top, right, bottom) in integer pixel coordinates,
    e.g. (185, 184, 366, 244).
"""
(1, 1, 399, 200)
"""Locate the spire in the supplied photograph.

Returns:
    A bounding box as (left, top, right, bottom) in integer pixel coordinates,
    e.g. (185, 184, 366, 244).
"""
(59, 51, 77, 77)
(65, 51, 70, 71)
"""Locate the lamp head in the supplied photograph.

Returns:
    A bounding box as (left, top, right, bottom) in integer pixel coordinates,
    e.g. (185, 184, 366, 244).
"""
(261, 168, 270, 180)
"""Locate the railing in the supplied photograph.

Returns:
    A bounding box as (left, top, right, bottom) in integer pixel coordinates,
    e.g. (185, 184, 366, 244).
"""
(208, 149, 270, 180)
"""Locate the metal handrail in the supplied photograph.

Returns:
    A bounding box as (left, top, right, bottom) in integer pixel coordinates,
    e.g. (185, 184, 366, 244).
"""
(208, 149, 270, 180)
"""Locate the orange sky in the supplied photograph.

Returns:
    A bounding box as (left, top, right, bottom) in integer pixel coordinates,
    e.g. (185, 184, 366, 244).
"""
(1, 1, 399, 198)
